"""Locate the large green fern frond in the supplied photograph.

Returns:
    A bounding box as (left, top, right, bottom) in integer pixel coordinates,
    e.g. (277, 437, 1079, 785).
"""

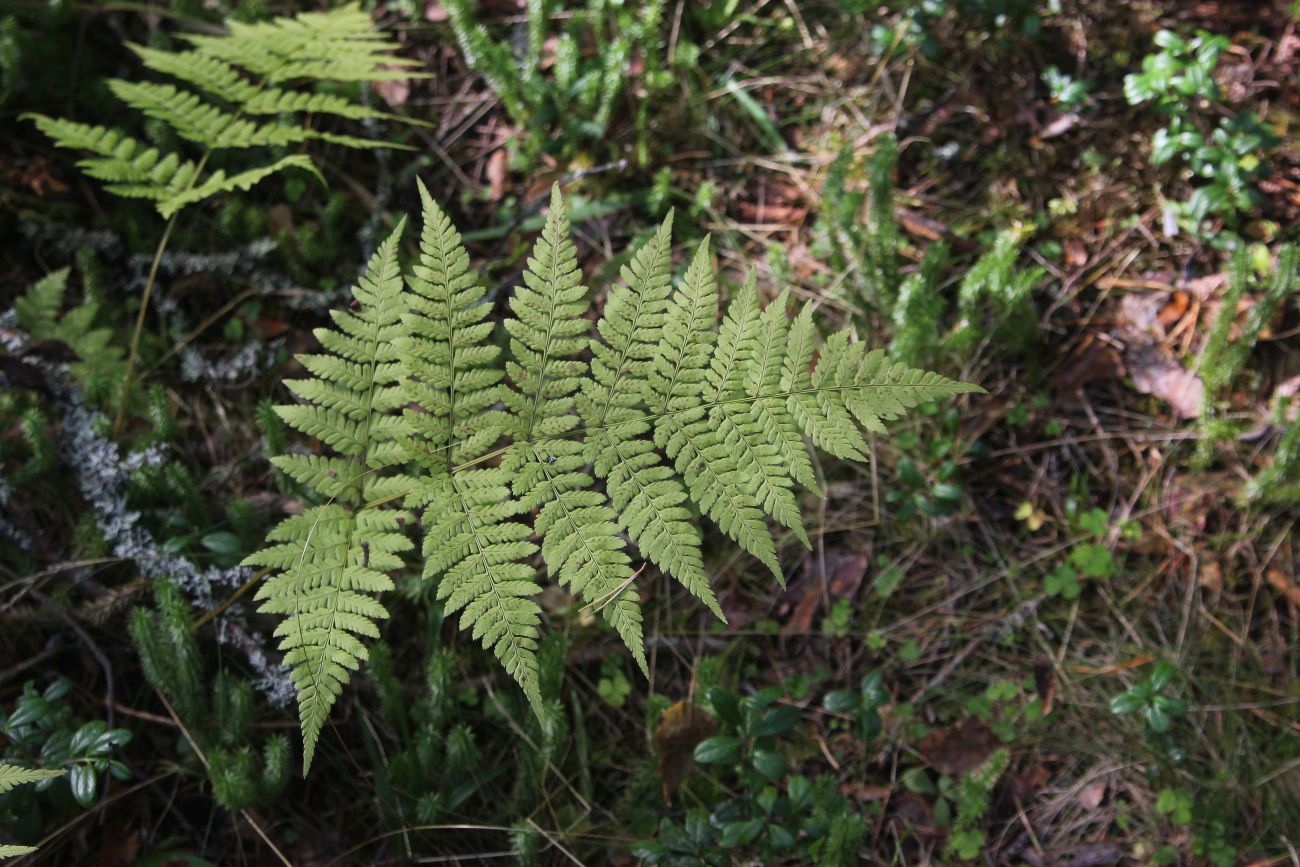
(251, 181, 980, 761)
(26, 3, 422, 218)
(244, 224, 413, 772)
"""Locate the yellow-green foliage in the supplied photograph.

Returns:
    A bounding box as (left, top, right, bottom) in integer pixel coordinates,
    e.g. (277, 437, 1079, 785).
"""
(25, 4, 423, 218)
(247, 182, 980, 771)
(0, 764, 65, 860)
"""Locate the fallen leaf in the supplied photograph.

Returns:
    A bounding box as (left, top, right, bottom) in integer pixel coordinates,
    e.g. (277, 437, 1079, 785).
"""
(96, 824, 142, 867)
(1033, 655, 1055, 716)
(1063, 239, 1088, 266)
(840, 781, 892, 802)
(898, 208, 949, 241)
(1265, 569, 1300, 607)
(1052, 335, 1123, 394)
(373, 69, 411, 108)
(1010, 762, 1049, 802)
(1157, 291, 1191, 328)
(485, 149, 510, 202)
(783, 552, 867, 634)
(918, 718, 997, 776)
(267, 203, 294, 237)
(889, 790, 940, 837)
(1077, 782, 1107, 812)
(1198, 559, 1223, 594)
(1126, 344, 1204, 418)
(655, 701, 715, 803)
(253, 316, 291, 339)
(1040, 111, 1080, 139)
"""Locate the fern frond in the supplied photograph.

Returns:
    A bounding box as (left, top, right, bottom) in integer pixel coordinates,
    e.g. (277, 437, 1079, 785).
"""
(245, 224, 412, 772)
(743, 288, 819, 495)
(14, 267, 129, 405)
(0, 763, 64, 857)
(581, 213, 717, 617)
(156, 155, 321, 218)
(0, 763, 64, 794)
(21, 115, 204, 201)
(13, 267, 67, 337)
(184, 4, 424, 83)
(248, 182, 981, 762)
(501, 185, 645, 673)
(108, 80, 392, 151)
(129, 43, 259, 104)
(29, 3, 417, 217)
(649, 239, 782, 582)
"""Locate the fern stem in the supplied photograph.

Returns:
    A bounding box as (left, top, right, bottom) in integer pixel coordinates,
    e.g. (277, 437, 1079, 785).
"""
(112, 210, 180, 437)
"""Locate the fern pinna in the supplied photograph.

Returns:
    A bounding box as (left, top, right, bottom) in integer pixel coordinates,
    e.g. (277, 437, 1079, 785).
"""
(249, 183, 980, 770)
(24, 4, 422, 218)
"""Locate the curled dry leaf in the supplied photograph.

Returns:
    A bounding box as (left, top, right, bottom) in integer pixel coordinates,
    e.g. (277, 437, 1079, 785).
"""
(1126, 345, 1204, 418)
(655, 701, 716, 803)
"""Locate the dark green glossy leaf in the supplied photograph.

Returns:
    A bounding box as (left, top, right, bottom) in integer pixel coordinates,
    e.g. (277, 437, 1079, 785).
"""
(751, 749, 787, 781)
(69, 764, 97, 808)
(693, 735, 742, 766)
(750, 706, 800, 738)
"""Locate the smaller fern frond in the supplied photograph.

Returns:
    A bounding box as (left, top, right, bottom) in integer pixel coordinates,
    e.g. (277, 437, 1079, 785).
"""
(184, 4, 424, 84)
(245, 224, 412, 772)
(29, 3, 419, 217)
(743, 288, 819, 495)
(0, 764, 65, 794)
(413, 471, 544, 715)
(13, 267, 129, 405)
(402, 178, 506, 473)
(401, 183, 550, 713)
(0, 763, 64, 859)
(156, 156, 321, 218)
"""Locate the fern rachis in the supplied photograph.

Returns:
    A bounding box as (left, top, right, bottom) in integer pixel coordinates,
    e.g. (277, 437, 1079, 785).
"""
(249, 181, 980, 770)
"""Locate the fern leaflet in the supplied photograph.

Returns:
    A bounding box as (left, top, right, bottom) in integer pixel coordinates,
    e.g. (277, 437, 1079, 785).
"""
(244, 224, 413, 772)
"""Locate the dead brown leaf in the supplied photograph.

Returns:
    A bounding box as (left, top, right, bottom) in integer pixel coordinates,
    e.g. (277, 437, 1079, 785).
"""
(1198, 559, 1223, 594)
(918, 718, 997, 776)
(655, 701, 716, 803)
(1077, 782, 1107, 812)
(1265, 569, 1300, 607)
(1126, 346, 1204, 418)
(783, 553, 868, 634)
(486, 149, 509, 202)
(1034, 655, 1055, 716)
